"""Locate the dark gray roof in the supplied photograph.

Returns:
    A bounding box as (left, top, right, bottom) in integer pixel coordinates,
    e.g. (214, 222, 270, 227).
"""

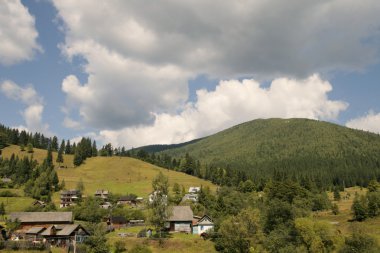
(168, 206, 193, 221)
(10, 212, 73, 223)
(25, 227, 45, 234)
(41, 224, 89, 236)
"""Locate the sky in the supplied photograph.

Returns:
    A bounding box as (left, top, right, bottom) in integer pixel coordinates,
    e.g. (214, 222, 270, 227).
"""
(1, 0, 380, 148)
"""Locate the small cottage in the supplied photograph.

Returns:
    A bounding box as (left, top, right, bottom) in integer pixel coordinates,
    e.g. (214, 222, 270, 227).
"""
(107, 216, 128, 230)
(10, 212, 73, 230)
(94, 189, 109, 200)
(167, 206, 193, 233)
(192, 215, 214, 235)
(188, 187, 201, 193)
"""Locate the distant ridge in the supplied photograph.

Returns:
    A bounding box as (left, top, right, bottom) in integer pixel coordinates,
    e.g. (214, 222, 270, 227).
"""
(134, 137, 204, 153)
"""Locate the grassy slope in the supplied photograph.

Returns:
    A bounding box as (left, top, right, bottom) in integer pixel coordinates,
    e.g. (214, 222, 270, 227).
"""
(317, 187, 380, 243)
(55, 156, 217, 201)
(160, 118, 380, 172)
(1, 144, 74, 168)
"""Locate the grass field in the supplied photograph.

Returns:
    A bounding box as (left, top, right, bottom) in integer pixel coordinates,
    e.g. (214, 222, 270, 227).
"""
(54, 156, 217, 203)
(106, 226, 216, 253)
(316, 186, 380, 243)
(1, 144, 74, 168)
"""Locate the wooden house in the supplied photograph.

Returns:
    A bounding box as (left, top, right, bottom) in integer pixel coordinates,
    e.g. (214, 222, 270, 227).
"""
(10, 212, 73, 230)
(60, 190, 80, 208)
(167, 206, 193, 233)
(107, 216, 128, 230)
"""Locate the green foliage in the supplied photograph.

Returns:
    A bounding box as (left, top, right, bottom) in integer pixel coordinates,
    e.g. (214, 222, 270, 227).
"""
(72, 197, 107, 222)
(334, 187, 341, 201)
(0, 202, 5, 217)
(339, 227, 379, 253)
(129, 244, 152, 253)
(77, 178, 85, 193)
(26, 142, 33, 153)
(158, 118, 380, 189)
(149, 172, 169, 235)
(332, 203, 339, 215)
(351, 193, 368, 221)
(114, 240, 126, 253)
(84, 223, 110, 253)
(295, 218, 339, 253)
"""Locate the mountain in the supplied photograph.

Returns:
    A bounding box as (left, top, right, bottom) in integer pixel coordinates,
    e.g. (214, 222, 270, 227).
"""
(152, 118, 380, 188)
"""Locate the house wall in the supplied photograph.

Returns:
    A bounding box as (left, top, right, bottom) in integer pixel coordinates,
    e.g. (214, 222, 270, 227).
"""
(198, 224, 213, 234)
(173, 222, 192, 233)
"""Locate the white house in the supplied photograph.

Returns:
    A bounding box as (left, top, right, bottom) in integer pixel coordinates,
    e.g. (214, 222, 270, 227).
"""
(192, 215, 214, 235)
(188, 187, 201, 193)
(182, 193, 198, 202)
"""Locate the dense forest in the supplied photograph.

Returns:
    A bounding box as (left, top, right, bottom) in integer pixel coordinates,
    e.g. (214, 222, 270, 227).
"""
(135, 118, 380, 190)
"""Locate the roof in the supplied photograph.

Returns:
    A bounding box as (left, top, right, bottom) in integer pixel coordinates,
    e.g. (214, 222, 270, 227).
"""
(95, 189, 109, 195)
(197, 215, 214, 225)
(40, 224, 89, 236)
(111, 216, 127, 224)
(168, 206, 193, 222)
(26, 227, 45, 234)
(189, 187, 200, 193)
(10, 212, 73, 223)
(61, 190, 79, 195)
(118, 195, 135, 201)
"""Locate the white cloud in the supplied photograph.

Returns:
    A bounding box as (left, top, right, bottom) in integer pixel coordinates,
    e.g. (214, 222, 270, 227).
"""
(53, 0, 380, 133)
(0, 0, 41, 65)
(96, 75, 348, 148)
(346, 111, 380, 134)
(0, 80, 51, 135)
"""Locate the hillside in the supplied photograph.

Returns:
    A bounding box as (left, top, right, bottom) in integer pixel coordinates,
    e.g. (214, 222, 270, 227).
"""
(157, 118, 380, 187)
(55, 156, 217, 198)
(1, 144, 74, 168)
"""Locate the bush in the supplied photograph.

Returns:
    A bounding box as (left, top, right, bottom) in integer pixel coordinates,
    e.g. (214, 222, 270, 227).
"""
(114, 240, 126, 253)
(339, 229, 379, 253)
(0, 190, 19, 197)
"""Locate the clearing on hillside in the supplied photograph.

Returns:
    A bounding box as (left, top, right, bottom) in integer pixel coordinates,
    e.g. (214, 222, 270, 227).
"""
(1, 144, 74, 168)
(56, 156, 217, 198)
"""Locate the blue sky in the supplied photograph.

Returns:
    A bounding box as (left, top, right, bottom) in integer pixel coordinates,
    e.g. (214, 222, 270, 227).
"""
(1, 0, 380, 148)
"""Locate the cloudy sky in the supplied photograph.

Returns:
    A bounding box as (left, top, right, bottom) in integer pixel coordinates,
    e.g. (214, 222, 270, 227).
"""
(1, 0, 380, 148)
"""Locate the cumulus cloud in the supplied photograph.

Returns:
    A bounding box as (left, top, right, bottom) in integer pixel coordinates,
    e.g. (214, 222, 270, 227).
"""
(96, 75, 348, 148)
(0, 80, 50, 134)
(0, 0, 41, 65)
(53, 0, 380, 133)
(346, 111, 380, 134)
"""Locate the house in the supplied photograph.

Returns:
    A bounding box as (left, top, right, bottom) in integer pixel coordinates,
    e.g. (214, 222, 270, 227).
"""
(10, 212, 73, 230)
(60, 190, 80, 208)
(192, 215, 214, 235)
(117, 195, 136, 205)
(107, 216, 128, 230)
(25, 226, 45, 241)
(148, 191, 167, 204)
(94, 189, 109, 200)
(182, 193, 198, 202)
(32, 200, 46, 208)
(100, 201, 112, 209)
(167, 206, 193, 233)
(188, 187, 201, 193)
(40, 224, 89, 243)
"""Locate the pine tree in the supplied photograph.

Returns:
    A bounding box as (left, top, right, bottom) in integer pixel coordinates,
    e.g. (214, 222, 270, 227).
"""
(27, 143, 34, 153)
(65, 140, 71, 154)
(46, 145, 53, 167)
(56, 140, 65, 165)
(92, 140, 98, 157)
(51, 136, 59, 151)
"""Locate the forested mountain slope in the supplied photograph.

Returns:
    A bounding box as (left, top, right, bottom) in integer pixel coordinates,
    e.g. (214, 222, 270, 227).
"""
(157, 118, 380, 187)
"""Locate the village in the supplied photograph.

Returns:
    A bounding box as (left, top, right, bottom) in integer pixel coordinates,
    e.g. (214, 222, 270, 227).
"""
(1, 184, 214, 251)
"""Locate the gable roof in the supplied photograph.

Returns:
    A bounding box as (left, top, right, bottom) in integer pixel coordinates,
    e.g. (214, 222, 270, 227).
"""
(197, 215, 214, 225)
(168, 206, 193, 221)
(40, 224, 89, 236)
(10, 212, 73, 223)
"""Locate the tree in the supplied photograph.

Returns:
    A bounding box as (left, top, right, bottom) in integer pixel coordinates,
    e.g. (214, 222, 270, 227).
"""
(74, 148, 84, 167)
(56, 140, 65, 165)
(92, 140, 98, 157)
(367, 180, 379, 193)
(46, 146, 53, 167)
(352, 194, 367, 221)
(334, 187, 341, 201)
(51, 136, 59, 151)
(0, 202, 5, 220)
(339, 226, 379, 253)
(27, 143, 34, 153)
(149, 172, 169, 236)
(65, 140, 71, 154)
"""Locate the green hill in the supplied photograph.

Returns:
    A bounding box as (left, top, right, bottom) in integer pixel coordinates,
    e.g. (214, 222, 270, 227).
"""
(55, 156, 216, 199)
(156, 118, 380, 187)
